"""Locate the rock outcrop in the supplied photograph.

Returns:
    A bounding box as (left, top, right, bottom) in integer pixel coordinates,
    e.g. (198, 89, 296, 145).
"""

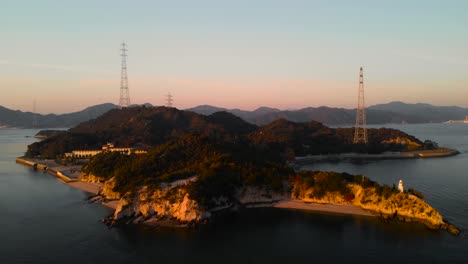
(237, 186, 290, 206)
(100, 177, 121, 200)
(80, 173, 104, 183)
(381, 137, 422, 149)
(80, 172, 459, 235)
(114, 186, 209, 223)
(100, 184, 209, 226)
(107, 186, 290, 225)
(292, 183, 459, 235)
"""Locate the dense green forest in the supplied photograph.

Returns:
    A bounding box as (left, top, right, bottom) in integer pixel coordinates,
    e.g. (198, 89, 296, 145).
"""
(82, 135, 292, 205)
(26, 106, 424, 159)
(291, 171, 401, 201)
(23, 106, 429, 206)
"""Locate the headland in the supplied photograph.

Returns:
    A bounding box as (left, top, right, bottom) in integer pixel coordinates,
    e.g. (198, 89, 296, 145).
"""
(17, 106, 462, 235)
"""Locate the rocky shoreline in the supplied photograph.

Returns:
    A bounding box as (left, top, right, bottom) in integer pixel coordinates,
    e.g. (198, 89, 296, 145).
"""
(92, 178, 461, 235)
(293, 182, 461, 235)
(16, 157, 461, 236)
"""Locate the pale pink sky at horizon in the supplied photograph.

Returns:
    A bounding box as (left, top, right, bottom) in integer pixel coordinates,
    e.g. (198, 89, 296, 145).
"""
(1, 75, 467, 114)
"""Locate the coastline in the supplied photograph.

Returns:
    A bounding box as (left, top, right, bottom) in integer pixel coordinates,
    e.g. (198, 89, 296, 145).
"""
(15, 157, 379, 218)
(14, 156, 461, 235)
(273, 199, 375, 217)
(66, 181, 119, 209)
(294, 148, 459, 165)
(16, 157, 119, 209)
(15, 157, 80, 182)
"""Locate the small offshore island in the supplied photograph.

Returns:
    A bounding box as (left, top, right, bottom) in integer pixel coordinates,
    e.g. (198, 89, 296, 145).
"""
(19, 106, 460, 235)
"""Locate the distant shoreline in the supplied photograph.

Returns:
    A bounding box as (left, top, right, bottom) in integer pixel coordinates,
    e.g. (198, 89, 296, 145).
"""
(294, 148, 459, 165)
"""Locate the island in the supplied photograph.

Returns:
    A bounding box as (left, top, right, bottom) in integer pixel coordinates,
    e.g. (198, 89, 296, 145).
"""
(18, 106, 460, 235)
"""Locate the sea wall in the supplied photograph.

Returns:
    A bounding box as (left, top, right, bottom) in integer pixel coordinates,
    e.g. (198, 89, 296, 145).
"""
(16, 157, 74, 182)
(15, 157, 36, 167)
(294, 148, 460, 165)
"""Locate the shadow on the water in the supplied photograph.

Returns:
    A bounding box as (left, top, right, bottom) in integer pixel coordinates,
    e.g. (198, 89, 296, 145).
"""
(113, 207, 447, 243)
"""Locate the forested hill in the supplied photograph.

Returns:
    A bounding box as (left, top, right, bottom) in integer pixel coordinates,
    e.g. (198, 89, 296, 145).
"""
(187, 102, 468, 125)
(4, 101, 466, 128)
(26, 106, 424, 159)
(249, 119, 423, 157)
(26, 106, 258, 158)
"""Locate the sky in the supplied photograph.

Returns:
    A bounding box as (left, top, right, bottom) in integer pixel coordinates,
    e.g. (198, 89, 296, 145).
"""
(1, 0, 467, 114)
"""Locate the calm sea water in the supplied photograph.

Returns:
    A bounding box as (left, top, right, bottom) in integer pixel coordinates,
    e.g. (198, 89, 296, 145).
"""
(0, 125, 467, 264)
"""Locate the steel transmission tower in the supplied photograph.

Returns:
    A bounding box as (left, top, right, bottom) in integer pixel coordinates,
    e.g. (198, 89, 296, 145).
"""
(353, 67, 368, 144)
(32, 100, 38, 128)
(166, 92, 174, 107)
(119, 42, 131, 107)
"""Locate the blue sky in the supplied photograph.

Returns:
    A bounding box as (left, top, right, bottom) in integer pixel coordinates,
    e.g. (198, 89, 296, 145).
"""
(1, 0, 467, 113)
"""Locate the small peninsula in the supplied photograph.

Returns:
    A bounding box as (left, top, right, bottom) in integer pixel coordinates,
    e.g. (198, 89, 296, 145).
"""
(21, 106, 460, 235)
(34, 130, 66, 139)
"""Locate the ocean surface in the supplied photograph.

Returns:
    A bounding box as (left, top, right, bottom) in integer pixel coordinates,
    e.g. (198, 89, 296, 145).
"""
(0, 125, 467, 264)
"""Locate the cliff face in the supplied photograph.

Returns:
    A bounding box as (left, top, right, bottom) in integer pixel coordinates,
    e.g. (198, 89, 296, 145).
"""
(237, 186, 290, 206)
(79, 172, 210, 225)
(101, 184, 209, 225)
(85, 172, 290, 225)
(80, 173, 104, 183)
(292, 183, 446, 229)
(100, 177, 121, 201)
(350, 184, 444, 227)
(80, 171, 457, 234)
(106, 185, 289, 225)
(113, 188, 209, 224)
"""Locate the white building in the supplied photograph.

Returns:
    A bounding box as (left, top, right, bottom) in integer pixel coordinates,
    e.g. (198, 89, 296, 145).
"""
(398, 180, 404, 193)
(64, 143, 147, 159)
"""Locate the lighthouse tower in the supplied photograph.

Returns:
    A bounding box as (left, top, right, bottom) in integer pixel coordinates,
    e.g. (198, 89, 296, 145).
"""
(398, 180, 404, 193)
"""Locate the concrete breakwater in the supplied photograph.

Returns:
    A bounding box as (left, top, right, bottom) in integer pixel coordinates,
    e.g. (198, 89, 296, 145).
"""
(294, 148, 459, 165)
(16, 157, 78, 182)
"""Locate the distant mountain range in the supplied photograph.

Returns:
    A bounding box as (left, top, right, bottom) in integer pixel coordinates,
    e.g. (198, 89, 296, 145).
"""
(1, 101, 467, 128)
(0, 103, 119, 128)
(187, 101, 468, 125)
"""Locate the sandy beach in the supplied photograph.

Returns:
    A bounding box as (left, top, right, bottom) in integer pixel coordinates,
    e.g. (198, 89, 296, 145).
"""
(65, 181, 118, 209)
(102, 200, 119, 209)
(66, 181, 101, 195)
(273, 199, 375, 217)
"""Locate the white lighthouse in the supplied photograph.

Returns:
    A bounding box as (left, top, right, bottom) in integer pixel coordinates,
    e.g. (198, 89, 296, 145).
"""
(398, 180, 404, 193)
